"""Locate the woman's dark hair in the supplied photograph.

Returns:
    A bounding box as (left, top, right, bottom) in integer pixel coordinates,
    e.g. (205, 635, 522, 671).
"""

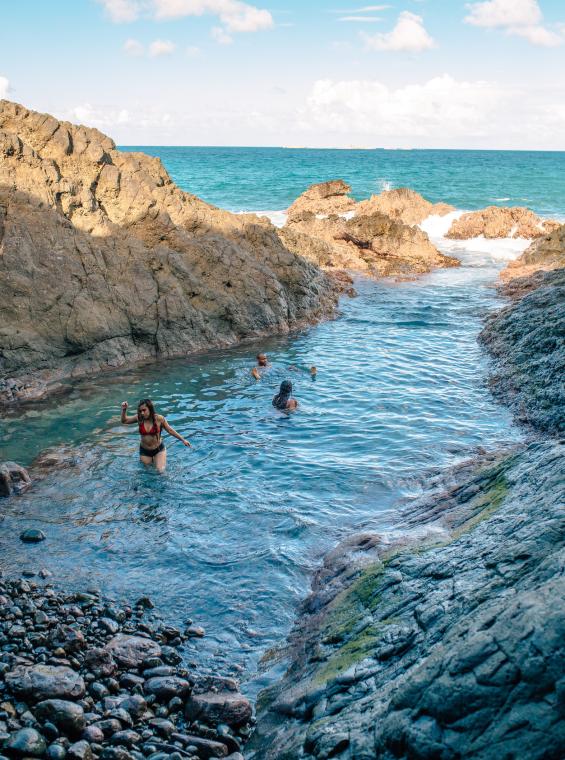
(137, 398, 156, 422)
(273, 380, 292, 410)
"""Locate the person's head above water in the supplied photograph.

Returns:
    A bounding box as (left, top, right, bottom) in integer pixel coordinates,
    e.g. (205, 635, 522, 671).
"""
(257, 353, 268, 367)
(273, 380, 294, 410)
(137, 398, 156, 422)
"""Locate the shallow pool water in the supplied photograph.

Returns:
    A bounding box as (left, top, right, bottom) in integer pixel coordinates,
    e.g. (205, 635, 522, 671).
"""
(0, 238, 523, 695)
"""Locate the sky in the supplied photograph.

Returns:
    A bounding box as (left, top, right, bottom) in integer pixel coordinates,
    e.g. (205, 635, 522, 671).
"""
(1, 0, 564, 148)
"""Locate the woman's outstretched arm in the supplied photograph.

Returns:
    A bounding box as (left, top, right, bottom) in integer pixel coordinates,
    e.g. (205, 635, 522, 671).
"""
(160, 417, 192, 447)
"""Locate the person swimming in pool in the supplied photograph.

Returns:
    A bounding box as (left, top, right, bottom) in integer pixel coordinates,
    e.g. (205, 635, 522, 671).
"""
(121, 398, 191, 473)
(251, 353, 269, 380)
(272, 380, 298, 411)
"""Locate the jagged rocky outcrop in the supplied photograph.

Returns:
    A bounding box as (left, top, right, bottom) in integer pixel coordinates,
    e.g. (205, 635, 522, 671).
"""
(447, 206, 559, 240)
(0, 100, 340, 404)
(282, 211, 458, 279)
(287, 180, 356, 220)
(283, 182, 459, 279)
(250, 217, 565, 757)
(479, 228, 565, 435)
(249, 442, 565, 759)
(499, 223, 565, 289)
(355, 187, 454, 226)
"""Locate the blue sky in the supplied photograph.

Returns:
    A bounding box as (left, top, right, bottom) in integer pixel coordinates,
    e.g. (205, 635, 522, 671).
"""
(1, 0, 564, 147)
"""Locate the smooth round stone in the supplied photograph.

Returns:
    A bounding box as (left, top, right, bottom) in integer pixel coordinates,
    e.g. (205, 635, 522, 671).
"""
(110, 730, 141, 748)
(5, 727, 47, 757)
(103, 636, 161, 670)
(34, 700, 85, 737)
(143, 677, 190, 702)
(66, 740, 92, 760)
(19, 530, 46, 544)
(46, 744, 67, 760)
(6, 665, 85, 702)
(80, 726, 104, 744)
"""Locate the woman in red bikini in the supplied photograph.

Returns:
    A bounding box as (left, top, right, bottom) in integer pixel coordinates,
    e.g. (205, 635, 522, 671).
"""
(120, 398, 191, 473)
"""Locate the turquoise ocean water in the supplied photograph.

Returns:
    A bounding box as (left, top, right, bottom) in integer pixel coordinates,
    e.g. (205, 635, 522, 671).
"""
(2, 148, 562, 694)
(122, 146, 565, 218)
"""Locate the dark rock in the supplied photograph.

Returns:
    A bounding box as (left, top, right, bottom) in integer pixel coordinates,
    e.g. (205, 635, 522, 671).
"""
(103, 637, 161, 670)
(34, 701, 85, 737)
(100, 749, 135, 760)
(83, 649, 116, 679)
(19, 530, 46, 544)
(6, 666, 85, 702)
(65, 740, 92, 760)
(110, 730, 141, 748)
(144, 678, 190, 702)
(5, 727, 47, 757)
(46, 744, 67, 760)
(80, 726, 104, 744)
(185, 692, 252, 729)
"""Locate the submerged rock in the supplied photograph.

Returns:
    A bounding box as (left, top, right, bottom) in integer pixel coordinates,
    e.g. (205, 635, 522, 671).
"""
(19, 528, 46, 543)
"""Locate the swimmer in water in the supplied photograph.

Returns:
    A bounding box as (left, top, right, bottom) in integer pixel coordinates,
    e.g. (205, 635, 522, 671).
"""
(251, 353, 269, 380)
(121, 398, 191, 473)
(272, 380, 298, 411)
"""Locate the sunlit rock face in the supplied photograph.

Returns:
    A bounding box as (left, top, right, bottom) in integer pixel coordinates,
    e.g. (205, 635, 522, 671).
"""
(0, 100, 340, 403)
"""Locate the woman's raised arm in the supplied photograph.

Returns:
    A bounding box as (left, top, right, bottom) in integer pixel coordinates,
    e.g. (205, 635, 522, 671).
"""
(121, 401, 138, 424)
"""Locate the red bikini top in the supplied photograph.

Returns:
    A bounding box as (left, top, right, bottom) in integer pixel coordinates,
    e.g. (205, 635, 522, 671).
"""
(139, 419, 160, 437)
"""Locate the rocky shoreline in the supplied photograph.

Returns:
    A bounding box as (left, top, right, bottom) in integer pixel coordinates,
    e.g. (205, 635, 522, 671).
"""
(248, 234, 565, 758)
(0, 576, 251, 760)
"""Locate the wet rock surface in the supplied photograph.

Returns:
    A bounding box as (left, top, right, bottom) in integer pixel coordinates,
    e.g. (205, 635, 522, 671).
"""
(480, 267, 565, 436)
(0, 579, 252, 759)
(0, 461, 31, 497)
(249, 442, 565, 759)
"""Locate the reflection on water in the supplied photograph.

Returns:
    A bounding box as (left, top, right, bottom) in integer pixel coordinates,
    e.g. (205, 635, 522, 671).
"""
(0, 259, 522, 695)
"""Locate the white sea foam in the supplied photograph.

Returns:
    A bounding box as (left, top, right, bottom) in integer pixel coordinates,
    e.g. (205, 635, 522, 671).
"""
(420, 210, 531, 267)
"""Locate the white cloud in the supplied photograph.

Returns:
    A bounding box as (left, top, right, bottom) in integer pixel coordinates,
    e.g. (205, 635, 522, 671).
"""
(464, 0, 563, 46)
(211, 26, 233, 44)
(149, 39, 177, 56)
(511, 24, 562, 45)
(362, 11, 435, 52)
(151, 0, 273, 32)
(465, 0, 541, 27)
(97, 0, 140, 22)
(123, 38, 145, 55)
(0, 76, 10, 98)
(298, 75, 503, 137)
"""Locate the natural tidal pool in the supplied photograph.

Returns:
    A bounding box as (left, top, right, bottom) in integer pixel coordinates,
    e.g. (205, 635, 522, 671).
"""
(0, 238, 524, 696)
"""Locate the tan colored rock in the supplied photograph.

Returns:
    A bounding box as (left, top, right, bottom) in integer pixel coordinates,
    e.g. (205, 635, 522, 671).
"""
(498, 223, 565, 295)
(283, 210, 459, 279)
(447, 206, 560, 240)
(355, 187, 454, 226)
(286, 179, 356, 219)
(0, 100, 340, 404)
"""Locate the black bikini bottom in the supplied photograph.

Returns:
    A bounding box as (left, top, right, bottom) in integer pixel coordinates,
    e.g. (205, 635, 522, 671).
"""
(139, 442, 165, 458)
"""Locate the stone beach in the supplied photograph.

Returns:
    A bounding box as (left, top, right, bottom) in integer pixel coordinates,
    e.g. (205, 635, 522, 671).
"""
(0, 577, 250, 760)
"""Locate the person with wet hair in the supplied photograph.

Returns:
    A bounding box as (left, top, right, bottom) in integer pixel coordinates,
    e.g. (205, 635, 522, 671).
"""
(121, 398, 191, 473)
(272, 380, 298, 411)
(251, 353, 269, 380)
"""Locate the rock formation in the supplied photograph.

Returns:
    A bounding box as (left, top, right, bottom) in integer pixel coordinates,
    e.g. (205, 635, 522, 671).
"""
(282, 210, 459, 278)
(249, 441, 565, 759)
(355, 187, 454, 225)
(447, 205, 559, 239)
(286, 180, 356, 220)
(499, 223, 565, 288)
(0, 100, 340, 404)
(0, 460, 31, 496)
